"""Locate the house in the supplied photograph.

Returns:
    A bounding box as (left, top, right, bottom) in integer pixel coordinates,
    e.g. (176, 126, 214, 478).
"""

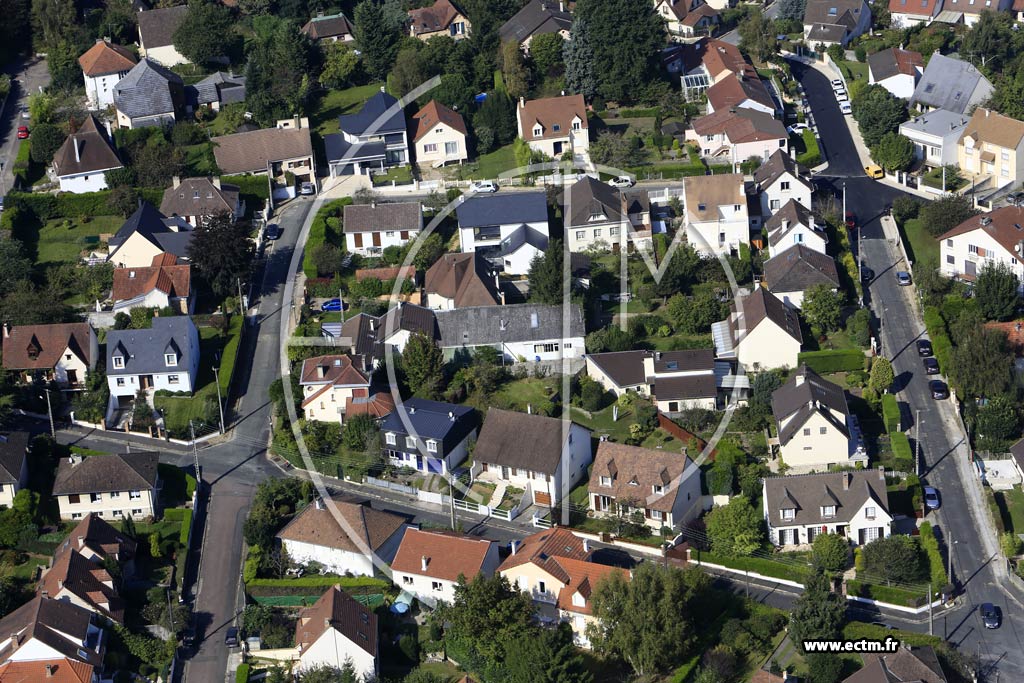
(673, 38, 757, 100)
(899, 109, 969, 170)
(713, 287, 803, 370)
(53, 513, 137, 576)
(941, 0, 1011, 26)
(588, 442, 703, 530)
(424, 252, 502, 310)
(499, 0, 572, 53)
(321, 303, 437, 371)
(324, 89, 409, 177)
(679, 4, 721, 36)
(938, 207, 1024, 283)
(51, 116, 123, 194)
(435, 303, 586, 363)
(346, 391, 396, 419)
(706, 73, 777, 116)
(958, 108, 1024, 190)
(771, 365, 867, 471)
(0, 432, 29, 509)
(110, 254, 193, 314)
(867, 47, 924, 99)
(0, 659, 97, 681)
(655, 0, 720, 36)
(295, 586, 377, 680)
(300, 12, 356, 42)
(1016, 0, 1024, 20)
(762, 244, 840, 309)
(762, 469, 891, 546)
(343, 202, 423, 256)
(845, 644, 950, 683)
(106, 202, 194, 268)
(52, 452, 160, 521)
(185, 71, 246, 114)
(276, 498, 411, 576)
(888, 0, 943, 27)
(456, 191, 550, 274)
(0, 597, 106, 669)
(753, 150, 813, 221)
(391, 529, 499, 604)
(802, 0, 871, 47)
(211, 124, 315, 186)
(408, 0, 470, 40)
(39, 546, 124, 622)
(299, 355, 372, 423)
(159, 176, 242, 227)
(112, 58, 184, 129)
(682, 173, 749, 256)
(106, 316, 200, 402)
(412, 100, 468, 168)
(137, 5, 189, 66)
(585, 348, 745, 410)
(381, 399, 476, 474)
(687, 109, 787, 169)
(472, 408, 592, 507)
(516, 94, 589, 161)
(564, 177, 652, 253)
(1, 323, 98, 388)
(910, 54, 993, 115)
(765, 200, 828, 258)
(498, 527, 629, 647)
(79, 39, 137, 110)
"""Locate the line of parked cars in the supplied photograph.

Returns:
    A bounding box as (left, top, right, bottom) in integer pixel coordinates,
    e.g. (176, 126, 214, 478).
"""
(831, 79, 852, 115)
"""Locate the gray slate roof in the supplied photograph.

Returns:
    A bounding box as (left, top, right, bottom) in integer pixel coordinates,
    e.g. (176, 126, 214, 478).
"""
(911, 53, 994, 115)
(323, 134, 386, 163)
(137, 5, 188, 49)
(566, 176, 623, 228)
(106, 316, 198, 376)
(0, 432, 28, 484)
(108, 202, 194, 260)
(456, 191, 549, 228)
(474, 407, 588, 474)
(766, 200, 819, 248)
(187, 72, 246, 108)
(763, 244, 840, 293)
(53, 452, 159, 496)
(113, 58, 183, 120)
(497, 224, 549, 257)
(499, 0, 572, 44)
(803, 0, 865, 30)
(435, 303, 585, 347)
(0, 597, 101, 667)
(806, 23, 848, 43)
(772, 365, 850, 444)
(900, 109, 969, 138)
(339, 90, 406, 137)
(344, 202, 422, 233)
(764, 469, 888, 527)
(380, 398, 476, 442)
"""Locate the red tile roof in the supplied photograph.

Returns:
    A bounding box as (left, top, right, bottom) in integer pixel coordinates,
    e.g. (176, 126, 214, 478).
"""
(299, 355, 370, 386)
(888, 0, 940, 14)
(2, 323, 94, 371)
(110, 262, 191, 303)
(345, 391, 396, 418)
(355, 266, 415, 282)
(498, 527, 589, 582)
(78, 40, 137, 77)
(412, 100, 468, 142)
(409, 0, 464, 36)
(554, 556, 629, 615)
(391, 529, 495, 582)
(39, 549, 123, 623)
(518, 94, 588, 142)
(295, 586, 377, 656)
(0, 658, 94, 683)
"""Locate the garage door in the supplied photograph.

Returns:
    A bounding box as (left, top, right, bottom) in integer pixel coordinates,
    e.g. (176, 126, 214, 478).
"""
(534, 491, 552, 507)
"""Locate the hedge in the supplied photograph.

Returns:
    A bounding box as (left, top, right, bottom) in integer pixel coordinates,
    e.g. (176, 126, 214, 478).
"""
(178, 509, 192, 547)
(246, 575, 390, 589)
(922, 306, 952, 379)
(235, 663, 250, 683)
(846, 579, 926, 607)
(7, 188, 161, 221)
(843, 621, 943, 647)
(918, 521, 948, 590)
(890, 432, 913, 467)
(881, 394, 900, 433)
(797, 129, 822, 167)
(223, 175, 270, 200)
(796, 349, 866, 373)
(218, 315, 244, 396)
(11, 140, 30, 186)
(697, 550, 811, 584)
(303, 197, 353, 278)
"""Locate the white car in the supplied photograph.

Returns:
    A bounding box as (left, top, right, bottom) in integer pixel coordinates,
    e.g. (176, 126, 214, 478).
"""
(469, 180, 498, 193)
(607, 176, 634, 188)
(787, 123, 810, 134)
(831, 79, 844, 90)
(840, 102, 852, 115)
(836, 92, 849, 103)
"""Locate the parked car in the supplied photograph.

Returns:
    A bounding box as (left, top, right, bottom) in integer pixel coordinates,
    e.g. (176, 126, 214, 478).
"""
(864, 164, 884, 179)
(981, 603, 1001, 629)
(860, 266, 874, 282)
(16, 126, 28, 140)
(607, 175, 634, 188)
(896, 271, 912, 286)
(929, 380, 949, 399)
(225, 627, 239, 647)
(923, 486, 940, 509)
(469, 180, 498, 193)
(831, 79, 844, 90)
(840, 102, 853, 115)
(264, 224, 281, 240)
(917, 339, 933, 356)
(299, 181, 315, 195)
(320, 298, 346, 312)
(787, 123, 810, 134)
(19, 107, 29, 120)
(1007, 191, 1024, 207)
(923, 357, 940, 375)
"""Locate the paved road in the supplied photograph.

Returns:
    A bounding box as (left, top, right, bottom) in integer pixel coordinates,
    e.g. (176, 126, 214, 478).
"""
(793, 59, 1024, 681)
(0, 57, 49, 194)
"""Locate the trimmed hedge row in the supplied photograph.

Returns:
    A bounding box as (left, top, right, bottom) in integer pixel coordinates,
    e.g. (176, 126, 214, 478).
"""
(923, 306, 953, 380)
(235, 663, 250, 683)
(797, 129, 822, 167)
(178, 510, 192, 547)
(218, 315, 244, 396)
(797, 348, 866, 373)
(918, 521, 948, 590)
(843, 621, 943, 647)
(303, 197, 353, 278)
(7, 188, 163, 221)
(846, 579, 926, 607)
(890, 432, 913, 465)
(246, 575, 390, 589)
(881, 394, 900, 433)
(697, 551, 811, 584)
(222, 175, 270, 201)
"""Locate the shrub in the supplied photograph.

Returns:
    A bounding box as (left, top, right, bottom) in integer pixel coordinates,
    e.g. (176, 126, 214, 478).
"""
(796, 349, 866, 373)
(236, 663, 250, 683)
(919, 522, 948, 590)
(881, 394, 900, 433)
(178, 510, 192, 546)
(890, 432, 913, 470)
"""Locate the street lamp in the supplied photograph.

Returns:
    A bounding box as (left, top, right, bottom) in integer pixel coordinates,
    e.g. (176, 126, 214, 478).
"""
(212, 366, 225, 434)
(40, 388, 54, 438)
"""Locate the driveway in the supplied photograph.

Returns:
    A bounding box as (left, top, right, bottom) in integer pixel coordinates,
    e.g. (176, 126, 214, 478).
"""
(794, 59, 1024, 680)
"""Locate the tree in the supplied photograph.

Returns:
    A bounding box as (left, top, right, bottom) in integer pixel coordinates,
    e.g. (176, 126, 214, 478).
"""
(705, 495, 764, 557)
(870, 132, 915, 172)
(528, 240, 564, 304)
(826, 43, 844, 64)
(402, 331, 445, 398)
(852, 84, 908, 148)
(28, 123, 65, 164)
(789, 567, 846, 644)
(563, 18, 597, 99)
(438, 574, 536, 669)
(749, 370, 783, 418)
(801, 284, 843, 332)
(585, 326, 634, 353)
(589, 130, 647, 168)
(410, 233, 445, 271)
(473, 91, 516, 152)
(861, 535, 925, 585)
(31, 0, 77, 52)
(777, 0, 807, 20)
(572, 0, 664, 102)
(107, 186, 139, 218)
(319, 42, 360, 89)
(812, 533, 849, 572)
(130, 141, 186, 188)
(354, 0, 403, 80)
(919, 193, 978, 238)
(245, 20, 314, 124)
(738, 9, 778, 64)
(502, 623, 593, 683)
(961, 10, 1014, 72)
(342, 413, 378, 451)
(975, 261, 1020, 322)
(666, 292, 728, 334)
(975, 394, 1018, 448)
(949, 325, 1013, 399)
(846, 307, 872, 347)
(588, 563, 711, 677)
(530, 32, 565, 77)
(173, 0, 233, 64)
(0, 240, 33, 294)
(299, 663, 360, 683)
(500, 40, 529, 99)
(807, 652, 844, 683)
(868, 356, 894, 394)
(186, 212, 254, 299)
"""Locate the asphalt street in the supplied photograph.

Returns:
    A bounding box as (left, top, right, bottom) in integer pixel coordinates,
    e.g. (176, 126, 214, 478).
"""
(0, 56, 49, 195)
(792, 60, 1024, 680)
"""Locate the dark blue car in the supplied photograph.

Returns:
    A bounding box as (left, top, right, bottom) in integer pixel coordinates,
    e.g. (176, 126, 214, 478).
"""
(320, 298, 346, 312)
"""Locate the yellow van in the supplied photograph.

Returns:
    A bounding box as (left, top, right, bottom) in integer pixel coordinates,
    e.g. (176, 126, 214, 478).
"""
(864, 165, 884, 179)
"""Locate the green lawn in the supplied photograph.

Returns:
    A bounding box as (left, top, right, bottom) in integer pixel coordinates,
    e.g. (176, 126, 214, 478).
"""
(487, 377, 561, 415)
(371, 165, 413, 186)
(184, 143, 216, 176)
(901, 217, 939, 269)
(36, 215, 125, 267)
(464, 143, 517, 179)
(311, 83, 386, 136)
(839, 60, 868, 81)
(992, 486, 1024, 536)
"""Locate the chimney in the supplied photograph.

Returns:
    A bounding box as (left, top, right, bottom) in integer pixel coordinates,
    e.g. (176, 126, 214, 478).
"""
(559, 0, 564, 10)
(986, 109, 990, 117)
(781, 219, 790, 231)
(510, 540, 518, 555)
(78, 535, 85, 548)
(878, 465, 885, 480)
(448, 411, 455, 421)
(57, 579, 63, 590)
(583, 539, 590, 553)
(2, 323, 9, 338)
(172, 176, 181, 189)
(315, 498, 325, 510)
(794, 370, 805, 386)
(73, 137, 80, 164)
(317, 365, 327, 378)
(45, 664, 53, 678)
(324, 618, 331, 628)
(842, 472, 850, 491)
(519, 96, 525, 109)
(212, 176, 221, 190)
(380, 85, 386, 93)
(421, 555, 429, 571)
(527, 403, 532, 414)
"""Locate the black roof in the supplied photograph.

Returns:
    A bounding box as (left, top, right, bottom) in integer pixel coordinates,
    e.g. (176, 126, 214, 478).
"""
(338, 90, 406, 137)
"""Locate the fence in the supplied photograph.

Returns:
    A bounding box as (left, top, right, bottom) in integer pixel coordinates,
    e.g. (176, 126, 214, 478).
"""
(657, 413, 708, 456)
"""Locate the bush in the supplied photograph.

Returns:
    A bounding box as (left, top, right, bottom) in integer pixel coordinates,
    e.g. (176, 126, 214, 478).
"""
(881, 394, 900, 433)
(890, 432, 913, 470)
(797, 129, 821, 167)
(178, 510, 192, 546)
(922, 306, 953, 373)
(892, 195, 920, 224)
(246, 576, 390, 589)
(303, 198, 352, 278)
(919, 522, 948, 590)
(236, 663, 250, 683)
(796, 349, 866, 373)
(222, 175, 270, 200)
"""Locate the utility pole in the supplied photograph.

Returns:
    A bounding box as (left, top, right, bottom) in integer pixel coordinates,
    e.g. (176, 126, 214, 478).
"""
(212, 366, 225, 434)
(448, 475, 456, 531)
(43, 389, 55, 439)
(928, 582, 933, 635)
(189, 420, 202, 483)
(948, 533, 954, 585)
(915, 409, 921, 476)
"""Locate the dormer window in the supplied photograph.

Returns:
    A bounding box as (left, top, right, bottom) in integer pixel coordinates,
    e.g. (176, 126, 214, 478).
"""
(865, 506, 876, 520)
(113, 356, 125, 369)
(385, 432, 396, 445)
(571, 592, 585, 607)
(599, 475, 612, 486)
(552, 124, 561, 132)
(652, 484, 664, 495)
(426, 440, 438, 453)
(533, 125, 543, 137)
(821, 505, 836, 518)
(780, 507, 795, 521)
(165, 353, 177, 367)
(572, 119, 581, 131)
